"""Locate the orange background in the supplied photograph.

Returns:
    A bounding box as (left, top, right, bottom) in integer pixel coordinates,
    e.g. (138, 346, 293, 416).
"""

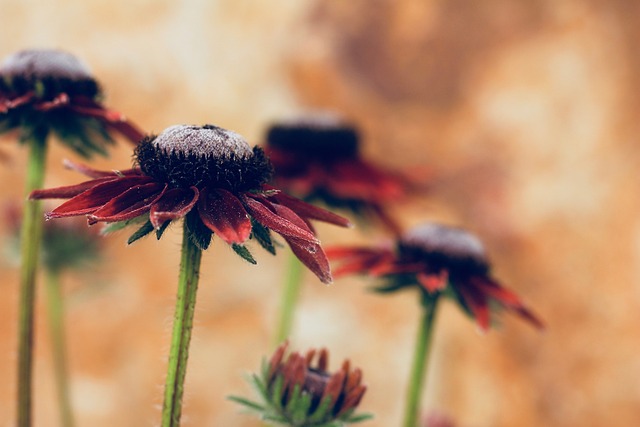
(1, 1, 639, 426)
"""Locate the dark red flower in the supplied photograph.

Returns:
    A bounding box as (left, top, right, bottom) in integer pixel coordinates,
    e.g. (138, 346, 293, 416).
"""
(264, 114, 416, 235)
(327, 223, 543, 330)
(31, 124, 352, 283)
(230, 341, 369, 425)
(0, 49, 143, 154)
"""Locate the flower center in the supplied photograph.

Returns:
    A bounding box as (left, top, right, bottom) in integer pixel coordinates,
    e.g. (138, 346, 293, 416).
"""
(399, 223, 489, 277)
(0, 49, 100, 99)
(266, 115, 359, 161)
(136, 124, 273, 192)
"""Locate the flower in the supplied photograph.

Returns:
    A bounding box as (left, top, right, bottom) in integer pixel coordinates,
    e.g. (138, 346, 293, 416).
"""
(0, 49, 143, 154)
(30, 124, 352, 283)
(264, 113, 414, 234)
(327, 223, 543, 330)
(230, 341, 369, 426)
(4, 202, 103, 275)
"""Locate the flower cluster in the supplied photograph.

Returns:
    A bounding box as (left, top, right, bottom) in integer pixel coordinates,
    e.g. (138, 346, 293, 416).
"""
(0, 49, 143, 154)
(31, 124, 352, 283)
(231, 341, 369, 426)
(328, 222, 543, 330)
(264, 114, 412, 234)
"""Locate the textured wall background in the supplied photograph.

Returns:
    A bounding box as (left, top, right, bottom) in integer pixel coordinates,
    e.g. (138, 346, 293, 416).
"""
(1, 1, 639, 426)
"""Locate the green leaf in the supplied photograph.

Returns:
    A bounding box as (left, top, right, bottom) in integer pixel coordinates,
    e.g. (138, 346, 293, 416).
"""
(127, 220, 154, 244)
(232, 244, 257, 264)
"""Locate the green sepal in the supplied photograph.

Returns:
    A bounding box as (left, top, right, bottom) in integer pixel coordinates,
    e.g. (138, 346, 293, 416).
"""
(232, 244, 257, 264)
(156, 220, 171, 240)
(307, 395, 334, 424)
(227, 395, 266, 412)
(185, 211, 212, 250)
(343, 412, 374, 423)
(100, 215, 148, 235)
(290, 391, 313, 424)
(127, 220, 154, 244)
(251, 219, 276, 255)
(270, 374, 286, 409)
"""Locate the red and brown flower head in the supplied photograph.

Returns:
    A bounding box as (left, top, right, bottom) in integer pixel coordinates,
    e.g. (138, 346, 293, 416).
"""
(0, 49, 143, 154)
(231, 341, 370, 426)
(264, 113, 413, 235)
(328, 223, 543, 330)
(30, 124, 352, 283)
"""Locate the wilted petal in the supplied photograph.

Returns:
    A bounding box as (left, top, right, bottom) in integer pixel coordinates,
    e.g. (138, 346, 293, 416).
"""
(88, 182, 167, 224)
(268, 190, 352, 228)
(63, 158, 139, 178)
(30, 176, 119, 200)
(149, 186, 199, 229)
(272, 203, 333, 284)
(243, 195, 318, 244)
(45, 176, 153, 219)
(197, 188, 251, 245)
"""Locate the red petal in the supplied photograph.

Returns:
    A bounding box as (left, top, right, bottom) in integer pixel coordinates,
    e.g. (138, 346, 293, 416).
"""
(197, 188, 251, 245)
(272, 203, 333, 284)
(457, 286, 490, 331)
(6, 91, 35, 109)
(88, 182, 167, 224)
(243, 195, 318, 244)
(63, 158, 140, 178)
(68, 100, 145, 143)
(417, 271, 449, 293)
(34, 93, 69, 111)
(30, 176, 119, 200)
(45, 176, 153, 219)
(149, 186, 199, 229)
(267, 189, 353, 228)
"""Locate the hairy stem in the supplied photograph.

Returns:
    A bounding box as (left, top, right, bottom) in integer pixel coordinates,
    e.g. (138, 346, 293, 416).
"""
(161, 223, 203, 427)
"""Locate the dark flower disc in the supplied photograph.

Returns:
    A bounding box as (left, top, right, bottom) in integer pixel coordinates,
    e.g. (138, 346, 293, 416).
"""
(0, 49, 100, 99)
(135, 124, 273, 192)
(266, 115, 359, 161)
(398, 223, 490, 278)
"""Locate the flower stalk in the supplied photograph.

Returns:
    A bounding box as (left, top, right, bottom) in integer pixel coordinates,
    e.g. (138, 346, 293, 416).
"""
(45, 270, 75, 427)
(17, 127, 48, 427)
(273, 253, 304, 346)
(161, 222, 203, 427)
(403, 297, 439, 427)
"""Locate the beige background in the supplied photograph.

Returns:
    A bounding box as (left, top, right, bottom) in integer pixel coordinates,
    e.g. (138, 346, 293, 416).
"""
(1, 1, 639, 426)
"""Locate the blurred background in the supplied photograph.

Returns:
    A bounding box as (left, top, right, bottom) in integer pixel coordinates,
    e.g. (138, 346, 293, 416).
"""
(1, 0, 639, 426)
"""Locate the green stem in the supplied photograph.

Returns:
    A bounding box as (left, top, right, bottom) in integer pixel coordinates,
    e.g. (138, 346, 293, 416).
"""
(402, 298, 439, 427)
(45, 270, 75, 427)
(273, 253, 304, 346)
(17, 130, 48, 427)
(161, 223, 203, 427)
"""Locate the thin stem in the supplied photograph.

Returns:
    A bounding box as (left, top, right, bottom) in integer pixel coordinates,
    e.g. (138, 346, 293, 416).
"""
(402, 298, 439, 427)
(273, 253, 304, 346)
(17, 130, 48, 427)
(45, 270, 75, 427)
(161, 223, 203, 427)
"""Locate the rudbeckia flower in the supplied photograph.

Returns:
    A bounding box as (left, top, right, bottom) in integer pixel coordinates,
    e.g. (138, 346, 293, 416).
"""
(0, 49, 143, 153)
(230, 341, 370, 426)
(328, 222, 542, 330)
(264, 114, 414, 234)
(31, 124, 351, 284)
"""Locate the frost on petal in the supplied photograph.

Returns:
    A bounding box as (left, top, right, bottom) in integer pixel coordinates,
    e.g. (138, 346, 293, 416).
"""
(149, 186, 199, 229)
(197, 188, 251, 245)
(88, 182, 167, 224)
(46, 176, 153, 219)
(243, 195, 318, 244)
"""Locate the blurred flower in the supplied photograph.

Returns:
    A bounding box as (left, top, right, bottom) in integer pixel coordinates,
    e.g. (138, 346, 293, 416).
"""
(4, 202, 103, 274)
(328, 222, 542, 330)
(423, 412, 456, 427)
(0, 49, 143, 155)
(231, 341, 370, 426)
(31, 124, 352, 283)
(264, 113, 417, 234)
